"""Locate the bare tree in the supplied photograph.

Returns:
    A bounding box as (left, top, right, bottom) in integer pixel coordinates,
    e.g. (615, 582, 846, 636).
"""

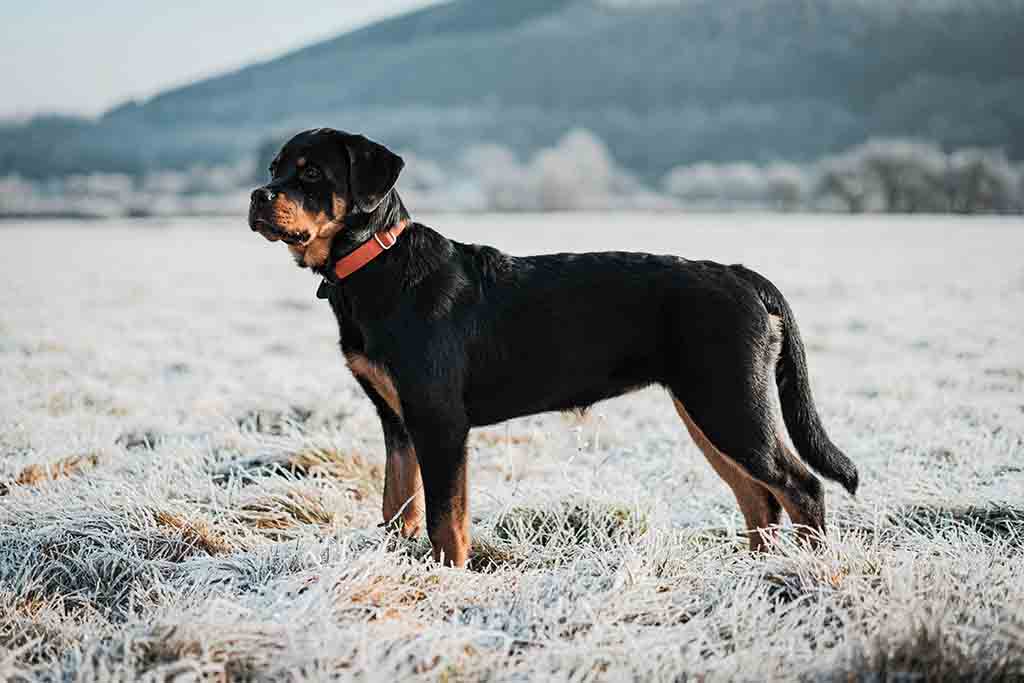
(947, 148, 1020, 214)
(815, 140, 948, 213)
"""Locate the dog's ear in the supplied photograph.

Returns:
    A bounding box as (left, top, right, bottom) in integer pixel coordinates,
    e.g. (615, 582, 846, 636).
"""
(339, 133, 404, 213)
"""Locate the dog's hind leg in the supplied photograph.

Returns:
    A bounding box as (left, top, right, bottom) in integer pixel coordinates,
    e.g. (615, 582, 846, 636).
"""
(671, 388, 825, 547)
(672, 398, 781, 550)
(667, 314, 826, 546)
(770, 438, 826, 539)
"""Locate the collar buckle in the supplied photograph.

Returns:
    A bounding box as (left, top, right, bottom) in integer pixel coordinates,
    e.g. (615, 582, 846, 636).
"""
(374, 229, 397, 250)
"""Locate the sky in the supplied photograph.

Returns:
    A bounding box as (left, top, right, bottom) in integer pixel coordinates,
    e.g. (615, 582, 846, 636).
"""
(2, 1, 442, 120)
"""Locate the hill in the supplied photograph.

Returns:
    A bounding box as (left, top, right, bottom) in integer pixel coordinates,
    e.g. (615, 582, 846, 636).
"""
(2, 0, 1022, 179)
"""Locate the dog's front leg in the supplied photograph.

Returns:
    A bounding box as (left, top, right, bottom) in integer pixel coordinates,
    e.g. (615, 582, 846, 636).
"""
(380, 412, 425, 539)
(406, 413, 471, 568)
(356, 377, 424, 537)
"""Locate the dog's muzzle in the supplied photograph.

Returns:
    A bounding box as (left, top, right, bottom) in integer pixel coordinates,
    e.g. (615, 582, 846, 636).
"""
(248, 188, 275, 233)
(248, 189, 309, 245)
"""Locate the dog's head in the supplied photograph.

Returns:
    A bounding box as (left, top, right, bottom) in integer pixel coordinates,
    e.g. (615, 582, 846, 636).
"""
(248, 128, 404, 267)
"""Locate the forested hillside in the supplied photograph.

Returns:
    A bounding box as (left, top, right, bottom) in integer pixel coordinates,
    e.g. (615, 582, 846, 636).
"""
(2, 0, 1021, 180)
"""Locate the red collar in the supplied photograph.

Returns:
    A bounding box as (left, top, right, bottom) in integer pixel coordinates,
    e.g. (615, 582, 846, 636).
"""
(332, 220, 409, 280)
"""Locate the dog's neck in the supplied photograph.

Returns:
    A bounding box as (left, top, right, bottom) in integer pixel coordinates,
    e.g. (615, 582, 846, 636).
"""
(313, 190, 455, 319)
(334, 190, 411, 258)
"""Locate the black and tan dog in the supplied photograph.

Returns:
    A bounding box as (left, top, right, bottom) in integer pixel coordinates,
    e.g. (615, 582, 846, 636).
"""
(248, 128, 858, 567)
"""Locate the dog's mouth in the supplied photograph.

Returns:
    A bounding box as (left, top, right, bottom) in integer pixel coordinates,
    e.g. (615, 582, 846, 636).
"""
(250, 218, 310, 246)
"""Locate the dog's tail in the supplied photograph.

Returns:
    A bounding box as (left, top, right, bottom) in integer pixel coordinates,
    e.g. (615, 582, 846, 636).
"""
(734, 266, 859, 495)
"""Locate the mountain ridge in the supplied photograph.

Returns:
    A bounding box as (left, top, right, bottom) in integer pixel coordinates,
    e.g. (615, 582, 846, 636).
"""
(2, 0, 1021, 179)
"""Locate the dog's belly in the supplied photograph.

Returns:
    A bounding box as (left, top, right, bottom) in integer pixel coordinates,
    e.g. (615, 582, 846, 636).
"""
(466, 376, 653, 427)
(464, 329, 663, 426)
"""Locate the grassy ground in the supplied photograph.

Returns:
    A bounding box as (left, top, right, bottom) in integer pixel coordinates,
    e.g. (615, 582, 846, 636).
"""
(1, 214, 1022, 681)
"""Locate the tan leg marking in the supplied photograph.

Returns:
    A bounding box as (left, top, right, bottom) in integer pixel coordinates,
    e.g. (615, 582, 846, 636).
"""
(430, 461, 470, 568)
(344, 352, 424, 538)
(344, 353, 402, 418)
(672, 398, 782, 551)
(382, 444, 424, 538)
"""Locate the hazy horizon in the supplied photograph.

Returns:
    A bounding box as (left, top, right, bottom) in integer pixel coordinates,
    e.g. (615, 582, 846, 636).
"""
(2, 0, 1020, 217)
(1, 0, 441, 120)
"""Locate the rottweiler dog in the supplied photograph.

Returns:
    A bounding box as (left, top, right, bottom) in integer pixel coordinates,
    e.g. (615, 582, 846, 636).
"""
(248, 128, 858, 567)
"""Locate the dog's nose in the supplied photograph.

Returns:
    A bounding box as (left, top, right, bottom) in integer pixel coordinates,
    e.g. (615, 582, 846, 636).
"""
(250, 188, 275, 206)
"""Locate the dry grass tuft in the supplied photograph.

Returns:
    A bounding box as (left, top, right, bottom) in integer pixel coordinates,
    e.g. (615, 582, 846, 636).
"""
(494, 499, 649, 548)
(287, 448, 383, 499)
(237, 489, 335, 538)
(221, 449, 384, 538)
(0, 507, 249, 621)
(214, 448, 382, 499)
(153, 511, 237, 557)
(2, 453, 101, 495)
(134, 623, 279, 681)
(348, 575, 429, 619)
(762, 565, 856, 605)
(466, 537, 525, 572)
(0, 592, 108, 672)
(461, 499, 653, 570)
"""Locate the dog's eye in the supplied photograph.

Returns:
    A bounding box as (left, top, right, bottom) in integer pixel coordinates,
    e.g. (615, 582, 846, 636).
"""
(301, 166, 322, 182)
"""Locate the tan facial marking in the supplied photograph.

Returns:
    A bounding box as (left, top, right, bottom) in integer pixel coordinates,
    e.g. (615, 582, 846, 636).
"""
(331, 193, 347, 220)
(345, 352, 402, 418)
(282, 194, 348, 267)
(296, 157, 306, 168)
(268, 211, 338, 270)
(265, 195, 301, 234)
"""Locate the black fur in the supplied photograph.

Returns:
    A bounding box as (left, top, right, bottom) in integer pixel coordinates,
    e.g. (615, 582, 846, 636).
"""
(249, 129, 858, 563)
(340, 133, 405, 213)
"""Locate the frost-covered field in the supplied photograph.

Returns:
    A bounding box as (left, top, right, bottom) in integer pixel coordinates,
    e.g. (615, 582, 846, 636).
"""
(1, 214, 1022, 681)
